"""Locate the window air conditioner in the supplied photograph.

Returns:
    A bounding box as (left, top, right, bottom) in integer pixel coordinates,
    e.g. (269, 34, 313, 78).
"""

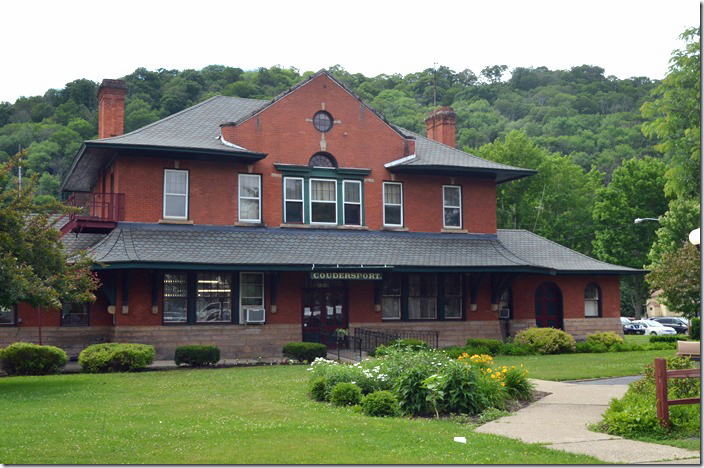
(499, 308, 511, 319)
(245, 308, 266, 324)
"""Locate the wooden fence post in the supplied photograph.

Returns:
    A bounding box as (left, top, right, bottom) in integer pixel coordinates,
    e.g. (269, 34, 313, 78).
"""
(654, 358, 669, 428)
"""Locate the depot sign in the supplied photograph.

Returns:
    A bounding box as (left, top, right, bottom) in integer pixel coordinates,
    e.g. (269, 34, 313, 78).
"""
(310, 272, 383, 281)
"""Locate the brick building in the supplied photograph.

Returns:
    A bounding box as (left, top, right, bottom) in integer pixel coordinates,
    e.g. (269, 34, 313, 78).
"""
(0, 71, 641, 359)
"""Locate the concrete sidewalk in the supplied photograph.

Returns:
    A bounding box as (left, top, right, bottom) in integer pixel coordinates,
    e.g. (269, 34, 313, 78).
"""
(475, 379, 701, 464)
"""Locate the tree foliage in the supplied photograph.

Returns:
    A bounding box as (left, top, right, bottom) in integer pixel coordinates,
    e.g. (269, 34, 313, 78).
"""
(647, 243, 701, 319)
(641, 27, 701, 200)
(647, 198, 701, 267)
(0, 153, 99, 310)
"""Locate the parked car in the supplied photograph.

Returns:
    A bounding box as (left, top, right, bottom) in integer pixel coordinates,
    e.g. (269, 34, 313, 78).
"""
(633, 319, 677, 336)
(621, 317, 645, 335)
(651, 317, 688, 334)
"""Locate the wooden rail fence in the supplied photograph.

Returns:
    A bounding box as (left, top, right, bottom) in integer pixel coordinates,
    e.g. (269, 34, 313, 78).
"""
(654, 357, 701, 428)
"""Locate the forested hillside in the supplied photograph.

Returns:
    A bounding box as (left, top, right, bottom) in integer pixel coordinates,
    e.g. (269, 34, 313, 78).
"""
(0, 27, 699, 316)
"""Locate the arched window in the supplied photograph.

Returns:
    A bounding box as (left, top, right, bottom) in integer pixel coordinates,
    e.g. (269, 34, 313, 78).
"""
(308, 153, 337, 168)
(584, 283, 601, 317)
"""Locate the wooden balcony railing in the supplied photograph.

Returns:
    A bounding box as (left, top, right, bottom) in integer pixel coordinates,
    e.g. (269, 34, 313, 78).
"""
(60, 192, 125, 234)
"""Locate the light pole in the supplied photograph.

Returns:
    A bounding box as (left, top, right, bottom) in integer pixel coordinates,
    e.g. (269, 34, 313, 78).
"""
(632, 217, 660, 319)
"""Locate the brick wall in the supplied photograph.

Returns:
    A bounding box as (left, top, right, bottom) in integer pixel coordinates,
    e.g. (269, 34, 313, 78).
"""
(105, 73, 498, 234)
(0, 326, 112, 359)
(564, 317, 623, 341)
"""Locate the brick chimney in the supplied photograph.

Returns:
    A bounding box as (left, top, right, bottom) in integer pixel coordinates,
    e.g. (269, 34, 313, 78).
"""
(98, 79, 127, 139)
(425, 106, 456, 147)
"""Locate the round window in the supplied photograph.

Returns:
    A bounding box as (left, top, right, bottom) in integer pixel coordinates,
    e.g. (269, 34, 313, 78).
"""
(312, 111, 333, 132)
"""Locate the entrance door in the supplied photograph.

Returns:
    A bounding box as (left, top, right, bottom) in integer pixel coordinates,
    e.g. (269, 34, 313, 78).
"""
(535, 282, 563, 329)
(302, 280, 347, 346)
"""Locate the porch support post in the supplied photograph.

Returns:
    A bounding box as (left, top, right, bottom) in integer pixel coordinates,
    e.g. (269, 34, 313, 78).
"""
(151, 270, 161, 314)
(469, 273, 485, 311)
(270, 272, 279, 313)
(121, 270, 129, 314)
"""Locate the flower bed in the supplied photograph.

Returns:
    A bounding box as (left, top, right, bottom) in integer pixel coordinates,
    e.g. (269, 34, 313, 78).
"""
(307, 349, 533, 417)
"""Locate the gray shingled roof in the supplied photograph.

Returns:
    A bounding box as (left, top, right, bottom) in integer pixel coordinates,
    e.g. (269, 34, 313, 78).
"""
(388, 129, 537, 183)
(497, 230, 641, 273)
(88, 95, 267, 152)
(78, 223, 640, 274)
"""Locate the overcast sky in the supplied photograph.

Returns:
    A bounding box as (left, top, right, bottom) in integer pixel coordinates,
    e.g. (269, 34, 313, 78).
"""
(1, 0, 699, 103)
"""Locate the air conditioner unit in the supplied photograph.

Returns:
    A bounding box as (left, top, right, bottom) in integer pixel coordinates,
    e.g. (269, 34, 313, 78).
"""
(499, 308, 511, 319)
(245, 308, 266, 324)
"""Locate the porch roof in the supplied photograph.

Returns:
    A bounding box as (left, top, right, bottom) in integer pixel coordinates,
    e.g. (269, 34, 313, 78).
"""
(67, 223, 642, 275)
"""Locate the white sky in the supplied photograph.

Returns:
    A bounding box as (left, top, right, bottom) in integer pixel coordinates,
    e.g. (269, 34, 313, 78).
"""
(0, 0, 699, 103)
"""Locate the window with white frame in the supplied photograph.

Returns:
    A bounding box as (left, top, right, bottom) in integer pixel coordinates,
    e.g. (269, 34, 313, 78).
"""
(443, 185, 462, 228)
(240, 273, 264, 322)
(163, 169, 189, 219)
(444, 274, 463, 318)
(408, 274, 437, 319)
(383, 182, 403, 227)
(310, 179, 337, 224)
(584, 283, 601, 317)
(343, 180, 362, 225)
(381, 273, 401, 320)
(284, 177, 304, 223)
(238, 174, 261, 223)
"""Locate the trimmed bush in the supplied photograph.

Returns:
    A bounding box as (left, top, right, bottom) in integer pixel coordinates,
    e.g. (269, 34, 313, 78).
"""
(330, 382, 363, 406)
(441, 346, 465, 359)
(515, 327, 576, 354)
(79, 343, 155, 373)
(649, 334, 688, 343)
(462, 345, 491, 356)
(576, 341, 608, 354)
(689, 317, 700, 340)
(586, 331, 623, 347)
(0, 342, 67, 376)
(174, 345, 220, 366)
(465, 338, 502, 355)
(282, 342, 327, 362)
(609, 342, 644, 352)
(361, 390, 401, 417)
(497, 342, 532, 356)
(310, 377, 327, 401)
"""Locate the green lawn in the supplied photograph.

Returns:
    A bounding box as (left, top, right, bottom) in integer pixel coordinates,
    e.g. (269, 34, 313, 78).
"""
(493, 349, 676, 381)
(0, 366, 607, 465)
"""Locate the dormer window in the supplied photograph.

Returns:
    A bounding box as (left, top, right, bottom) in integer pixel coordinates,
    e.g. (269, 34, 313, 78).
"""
(309, 153, 336, 168)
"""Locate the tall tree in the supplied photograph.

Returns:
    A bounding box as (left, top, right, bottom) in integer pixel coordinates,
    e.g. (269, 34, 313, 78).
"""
(0, 153, 99, 311)
(592, 157, 669, 317)
(641, 27, 701, 200)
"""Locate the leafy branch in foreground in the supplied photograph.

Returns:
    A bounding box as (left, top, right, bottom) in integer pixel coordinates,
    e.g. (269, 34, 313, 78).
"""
(0, 151, 99, 310)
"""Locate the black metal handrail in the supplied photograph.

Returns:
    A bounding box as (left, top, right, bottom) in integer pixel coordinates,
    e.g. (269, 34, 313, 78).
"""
(318, 331, 363, 362)
(353, 328, 439, 351)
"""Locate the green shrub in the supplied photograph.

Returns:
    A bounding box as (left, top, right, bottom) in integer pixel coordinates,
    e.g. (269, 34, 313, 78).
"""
(514, 328, 576, 354)
(361, 390, 401, 417)
(310, 377, 327, 401)
(79, 343, 155, 373)
(330, 382, 363, 406)
(441, 346, 464, 359)
(576, 341, 608, 353)
(502, 366, 534, 400)
(642, 342, 676, 351)
(497, 342, 532, 356)
(389, 338, 429, 350)
(282, 342, 327, 363)
(648, 334, 688, 343)
(586, 331, 623, 347)
(0, 342, 67, 376)
(689, 317, 700, 340)
(609, 342, 643, 352)
(174, 345, 220, 366)
(465, 338, 502, 355)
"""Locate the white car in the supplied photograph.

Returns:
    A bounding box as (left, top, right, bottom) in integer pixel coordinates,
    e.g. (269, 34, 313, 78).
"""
(634, 320, 677, 336)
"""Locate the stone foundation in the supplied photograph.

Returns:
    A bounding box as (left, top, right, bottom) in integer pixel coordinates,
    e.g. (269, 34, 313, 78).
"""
(564, 317, 622, 341)
(0, 326, 112, 359)
(351, 321, 503, 348)
(111, 324, 301, 359)
(0, 325, 301, 360)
